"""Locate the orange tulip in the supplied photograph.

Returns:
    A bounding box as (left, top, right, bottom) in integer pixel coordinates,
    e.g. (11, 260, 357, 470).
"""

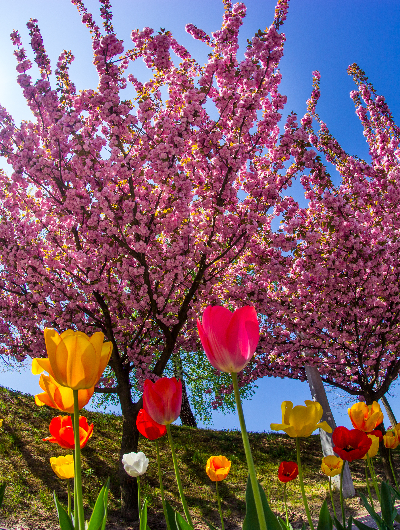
(32, 329, 112, 390)
(348, 401, 383, 433)
(383, 430, 400, 450)
(321, 455, 343, 477)
(43, 415, 93, 449)
(35, 373, 94, 413)
(206, 455, 231, 482)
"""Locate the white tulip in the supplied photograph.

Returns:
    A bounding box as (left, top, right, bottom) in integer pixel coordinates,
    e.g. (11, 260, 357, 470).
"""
(122, 451, 149, 477)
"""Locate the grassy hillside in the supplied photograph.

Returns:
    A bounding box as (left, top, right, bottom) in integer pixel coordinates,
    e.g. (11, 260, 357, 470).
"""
(0, 386, 392, 529)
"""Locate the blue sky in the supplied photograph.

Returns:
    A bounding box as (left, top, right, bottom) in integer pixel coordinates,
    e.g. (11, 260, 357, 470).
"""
(0, 1, 399, 432)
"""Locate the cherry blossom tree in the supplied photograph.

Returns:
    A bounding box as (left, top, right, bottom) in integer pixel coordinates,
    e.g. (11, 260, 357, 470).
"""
(0, 0, 312, 519)
(251, 64, 400, 404)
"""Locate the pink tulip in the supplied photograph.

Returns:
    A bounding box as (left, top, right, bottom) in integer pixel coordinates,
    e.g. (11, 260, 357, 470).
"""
(197, 306, 259, 373)
(143, 377, 182, 425)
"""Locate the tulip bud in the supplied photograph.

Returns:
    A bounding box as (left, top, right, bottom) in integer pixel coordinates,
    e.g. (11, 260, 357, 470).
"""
(122, 452, 149, 477)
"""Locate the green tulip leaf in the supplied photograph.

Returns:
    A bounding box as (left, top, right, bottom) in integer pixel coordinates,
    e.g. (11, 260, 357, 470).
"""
(87, 477, 110, 530)
(243, 474, 281, 530)
(278, 516, 293, 530)
(206, 521, 219, 530)
(140, 498, 148, 530)
(353, 518, 377, 530)
(53, 491, 74, 530)
(175, 511, 195, 530)
(346, 516, 353, 530)
(358, 492, 383, 527)
(165, 500, 179, 530)
(317, 500, 333, 530)
(0, 482, 6, 508)
(380, 481, 396, 528)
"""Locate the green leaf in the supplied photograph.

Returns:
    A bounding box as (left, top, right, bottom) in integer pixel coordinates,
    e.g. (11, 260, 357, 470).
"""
(53, 491, 74, 530)
(164, 500, 179, 530)
(353, 518, 378, 530)
(87, 478, 110, 530)
(346, 515, 353, 530)
(359, 492, 383, 527)
(317, 500, 333, 530)
(243, 474, 281, 530)
(381, 481, 396, 529)
(0, 482, 6, 508)
(277, 516, 293, 530)
(140, 498, 148, 530)
(100, 477, 110, 530)
(205, 521, 219, 530)
(175, 511, 195, 530)
(333, 516, 345, 530)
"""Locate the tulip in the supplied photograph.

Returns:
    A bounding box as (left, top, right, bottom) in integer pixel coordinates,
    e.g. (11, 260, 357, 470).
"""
(206, 456, 231, 482)
(32, 328, 112, 390)
(43, 415, 93, 449)
(277, 461, 298, 483)
(122, 452, 149, 477)
(34, 373, 94, 413)
(348, 401, 383, 433)
(321, 455, 343, 477)
(0, 419, 3, 428)
(332, 426, 372, 462)
(361, 434, 380, 459)
(197, 305, 259, 373)
(50, 455, 74, 480)
(143, 377, 182, 426)
(136, 408, 167, 440)
(384, 430, 399, 450)
(270, 400, 332, 438)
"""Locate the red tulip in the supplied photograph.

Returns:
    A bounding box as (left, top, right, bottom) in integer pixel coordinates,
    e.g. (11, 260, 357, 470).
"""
(136, 408, 167, 440)
(143, 377, 182, 425)
(197, 306, 259, 373)
(278, 461, 299, 483)
(43, 415, 93, 449)
(332, 426, 372, 462)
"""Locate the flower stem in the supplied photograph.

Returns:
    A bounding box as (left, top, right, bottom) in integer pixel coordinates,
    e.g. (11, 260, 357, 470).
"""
(67, 479, 71, 519)
(137, 476, 141, 520)
(215, 481, 225, 530)
(231, 372, 267, 530)
(284, 483, 289, 526)
(365, 462, 373, 507)
(367, 456, 380, 502)
(295, 437, 314, 530)
(73, 390, 85, 530)
(156, 439, 171, 530)
(388, 449, 399, 490)
(166, 424, 193, 526)
(328, 477, 336, 519)
(72, 439, 78, 528)
(339, 465, 345, 525)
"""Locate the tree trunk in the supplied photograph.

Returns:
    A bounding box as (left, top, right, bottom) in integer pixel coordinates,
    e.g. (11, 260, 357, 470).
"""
(180, 378, 197, 427)
(376, 422, 396, 485)
(173, 351, 197, 427)
(381, 395, 397, 427)
(119, 412, 140, 521)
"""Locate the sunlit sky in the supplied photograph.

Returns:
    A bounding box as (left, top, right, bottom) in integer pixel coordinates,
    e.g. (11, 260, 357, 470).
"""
(0, 0, 399, 432)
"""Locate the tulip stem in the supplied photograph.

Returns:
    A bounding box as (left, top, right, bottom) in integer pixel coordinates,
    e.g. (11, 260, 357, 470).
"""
(73, 444, 78, 528)
(137, 476, 141, 517)
(73, 390, 85, 530)
(388, 449, 399, 490)
(284, 483, 289, 526)
(215, 481, 225, 530)
(339, 465, 345, 525)
(295, 437, 314, 530)
(367, 455, 380, 502)
(67, 479, 71, 519)
(231, 372, 267, 530)
(365, 462, 373, 507)
(166, 424, 193, 527)
(156, 440, 171, 530)
(328, 478, 336, 519)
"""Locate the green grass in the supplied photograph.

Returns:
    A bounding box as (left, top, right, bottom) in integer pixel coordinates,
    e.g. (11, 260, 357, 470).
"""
(0, 386, 395, 529)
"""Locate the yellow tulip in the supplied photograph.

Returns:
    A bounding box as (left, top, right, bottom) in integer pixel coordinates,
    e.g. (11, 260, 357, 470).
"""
(362, 434, 380, 459)
(50, 455, 74, 479)
(270, 400, 332, 438)
(32, 329, 112, 390)
(384, 430, 400, 450)
(0, 419, 3, 428)
(348, 401, 383, 433)
(206, 455, 231, 482)
(321, 455, 343, 477)
(35, 373, 94, 413)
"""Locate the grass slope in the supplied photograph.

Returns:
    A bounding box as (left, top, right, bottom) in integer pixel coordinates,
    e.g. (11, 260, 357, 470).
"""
(0, 386, 392, 529)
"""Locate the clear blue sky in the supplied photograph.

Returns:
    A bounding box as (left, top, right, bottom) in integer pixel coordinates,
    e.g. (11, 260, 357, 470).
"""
(0, 1, 399, 433)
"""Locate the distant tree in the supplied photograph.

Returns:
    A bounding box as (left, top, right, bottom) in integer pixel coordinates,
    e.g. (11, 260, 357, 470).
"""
(0, 0, 313, 520)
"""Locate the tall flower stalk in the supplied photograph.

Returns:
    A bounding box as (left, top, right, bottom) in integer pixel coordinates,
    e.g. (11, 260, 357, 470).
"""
(73, 390, 85, 530)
